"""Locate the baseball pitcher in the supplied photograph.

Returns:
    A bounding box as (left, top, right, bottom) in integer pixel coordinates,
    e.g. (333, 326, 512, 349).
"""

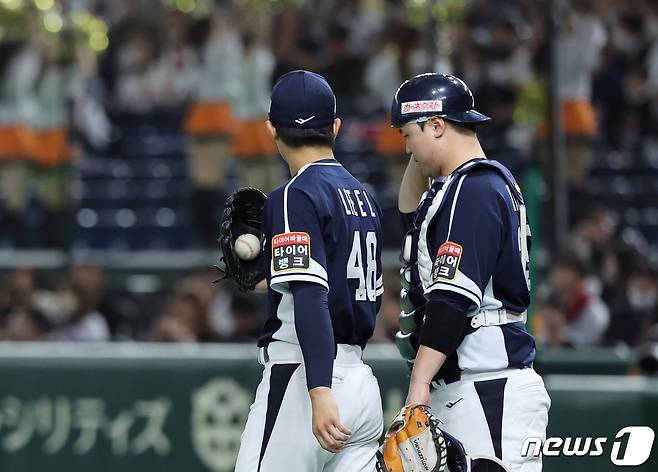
(224, 70, 385, 472)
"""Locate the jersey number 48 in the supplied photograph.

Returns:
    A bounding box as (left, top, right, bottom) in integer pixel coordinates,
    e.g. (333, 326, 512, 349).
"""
(347, 231, 378, 302)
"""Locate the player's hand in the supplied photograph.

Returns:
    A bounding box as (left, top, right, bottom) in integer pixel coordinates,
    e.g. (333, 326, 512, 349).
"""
(406, 345, 446, 406)
(406, 379, 431, 407)
(309, 387, 352, 453)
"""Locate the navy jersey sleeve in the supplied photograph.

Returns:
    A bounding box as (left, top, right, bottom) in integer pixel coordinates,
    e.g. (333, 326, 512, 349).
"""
(269, 186, 329, 292)
(424, 173, 506, 310)
(291, 281, 334, 389)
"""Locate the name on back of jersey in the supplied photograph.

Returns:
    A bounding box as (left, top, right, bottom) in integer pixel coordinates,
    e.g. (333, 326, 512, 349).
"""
(432, 242, 463, 281)
(336, 188, 377, 218)
(272, 232, 310, 272)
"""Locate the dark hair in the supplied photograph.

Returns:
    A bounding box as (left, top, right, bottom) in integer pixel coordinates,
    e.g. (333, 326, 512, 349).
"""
(274, 124, 335, 149)
(417, 119, 476, 135)
(447, 121, 477, 135)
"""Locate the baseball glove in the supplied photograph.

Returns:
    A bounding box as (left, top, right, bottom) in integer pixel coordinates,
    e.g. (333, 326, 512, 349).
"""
(376, 404, 468, 472)
(214, 187, 268, 292)
(376, 404, 512, 472)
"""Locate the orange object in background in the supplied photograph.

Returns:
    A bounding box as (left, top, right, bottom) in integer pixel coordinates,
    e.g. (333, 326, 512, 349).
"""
(562, 99, 597, 137)
(539, 99, 598, 138)
(0, 126, 71, 166)
(0, 126, 40, 161)
(232, 118, 275, 159)
(0, 126, 22, 160)
(375, 119, 406, 157)
(34, 128, 70, 167)
(184, 101, 237, 137)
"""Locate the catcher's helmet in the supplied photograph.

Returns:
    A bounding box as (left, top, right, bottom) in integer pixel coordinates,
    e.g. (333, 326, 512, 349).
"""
(391, 73, 491, 128)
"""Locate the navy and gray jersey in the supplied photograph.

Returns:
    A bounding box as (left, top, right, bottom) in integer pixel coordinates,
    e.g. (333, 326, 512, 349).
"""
(259, 159, 384, 350)
(415, 158, 536, 382)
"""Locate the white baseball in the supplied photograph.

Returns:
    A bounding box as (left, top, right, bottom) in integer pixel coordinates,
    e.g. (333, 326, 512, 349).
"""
(235, 233, 261, 261)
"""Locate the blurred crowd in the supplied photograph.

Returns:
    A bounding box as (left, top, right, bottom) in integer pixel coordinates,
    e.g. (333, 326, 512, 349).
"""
(0, 0, 657, 350)
(0, 0, 655, 246)
(534, 207, 658, 349)
(1, 245, 656, 351)
(0, 264, 266, 343)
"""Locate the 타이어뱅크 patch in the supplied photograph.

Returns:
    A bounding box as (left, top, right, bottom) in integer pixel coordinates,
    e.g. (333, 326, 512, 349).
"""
(272, 232, 310, 272)
(432, 242, 462, 280)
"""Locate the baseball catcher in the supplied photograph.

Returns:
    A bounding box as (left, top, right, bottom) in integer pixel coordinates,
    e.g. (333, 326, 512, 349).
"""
(389, 72, 550, 472)
(214, 187, 268, 291)
(377, 404, 510, 472)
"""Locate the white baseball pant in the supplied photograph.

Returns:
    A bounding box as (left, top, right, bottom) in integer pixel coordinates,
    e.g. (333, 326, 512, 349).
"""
(430, 368, 550, 472)
(235, 342, 384, 472)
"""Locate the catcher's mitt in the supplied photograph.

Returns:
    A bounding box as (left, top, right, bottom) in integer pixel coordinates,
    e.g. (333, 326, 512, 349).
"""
(377, 404, 467, 472)
(214, 187, 268, 291)
(376, 404, 511, 472)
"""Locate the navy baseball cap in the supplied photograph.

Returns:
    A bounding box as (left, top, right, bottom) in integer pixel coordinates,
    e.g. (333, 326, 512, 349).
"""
(268, 70, 337, 129)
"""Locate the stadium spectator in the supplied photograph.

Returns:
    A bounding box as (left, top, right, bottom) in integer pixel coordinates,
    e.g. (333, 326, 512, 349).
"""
(333, 0, 384, 57)
(114, 25, 160, 112)
(322, 24, 366, 107)
(368, 25, 426, 185)
(231, 9, 280, 193)
(5, 267, 39, 308)
(536, 253, 610, 347)
(176, 269, 236, 339)
(605, 265, 658, 347)
(31, 32, 78, 249)
(222, 292, 264, 343)
(150, 10, 197, 108)
(570, 206, 621, 295)
(553, 0, 607, 187)
(1, 306, 51, 341)
(148, 291, 220, 343)
(0, 37, 42, 247)
(46, 265, 110, 342)
(184, 7, 242, 247)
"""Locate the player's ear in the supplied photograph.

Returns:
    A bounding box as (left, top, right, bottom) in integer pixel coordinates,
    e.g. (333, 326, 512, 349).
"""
(430, 117, 446, 139)
(332, 118, 342, 138)
(265, 120, 277, 140)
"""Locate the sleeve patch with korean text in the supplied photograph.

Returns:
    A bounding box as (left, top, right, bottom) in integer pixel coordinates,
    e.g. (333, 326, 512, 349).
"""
(272, 232, 311, 272)
(432, 242, 463, 281)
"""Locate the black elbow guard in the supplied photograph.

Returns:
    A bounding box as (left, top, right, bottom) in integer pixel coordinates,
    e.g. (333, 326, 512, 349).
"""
(419, 300, 467, 355)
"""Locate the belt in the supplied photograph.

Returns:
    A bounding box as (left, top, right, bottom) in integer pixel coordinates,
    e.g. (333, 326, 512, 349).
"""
(432, 367, 531, 390)
(258, 342, 363, 366)
(469, 309, 526, 329)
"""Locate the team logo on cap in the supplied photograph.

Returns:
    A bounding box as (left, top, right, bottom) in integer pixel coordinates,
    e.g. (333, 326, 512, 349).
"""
(401, 100, 443, 114)
(294, 115, 315, 125)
